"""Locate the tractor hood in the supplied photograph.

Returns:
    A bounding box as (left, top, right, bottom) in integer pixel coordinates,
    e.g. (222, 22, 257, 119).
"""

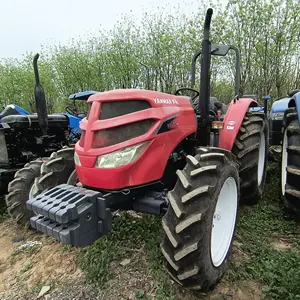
(270, 98, 289, 113)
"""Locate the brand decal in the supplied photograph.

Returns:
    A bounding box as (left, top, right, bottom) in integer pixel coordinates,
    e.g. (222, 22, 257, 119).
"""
(153, 98, 179, 105)
(226, 120, 235, 130)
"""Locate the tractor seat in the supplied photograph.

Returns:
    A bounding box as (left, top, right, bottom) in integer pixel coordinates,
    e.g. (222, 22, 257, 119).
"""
(241, 94, 258, 101)
(77, 113, 86, 119)
(221, 103, 229, 114)
(1, 114, 69, 129)
(181, 96, 224, 114)
(192, 96, 222, 112)
(288, 89, 300, 97)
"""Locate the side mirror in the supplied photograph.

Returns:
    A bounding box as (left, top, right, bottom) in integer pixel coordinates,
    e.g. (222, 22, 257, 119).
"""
(262, 95, 271, 101)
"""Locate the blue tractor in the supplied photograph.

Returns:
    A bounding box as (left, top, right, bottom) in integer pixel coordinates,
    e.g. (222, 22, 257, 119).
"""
(280, 89, 300, 216)
(61, 90, 98, 143)
(268, 96, 289, 146)
(0, 91, 97, 140)
(248, 94, 290, 147)
(3, 54, 98, 226)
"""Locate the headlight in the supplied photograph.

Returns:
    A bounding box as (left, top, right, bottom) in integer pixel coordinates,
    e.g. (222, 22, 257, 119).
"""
(271, 112, 284, 120)
(74, 152, 81, 166)
(95, 141, 149, 169)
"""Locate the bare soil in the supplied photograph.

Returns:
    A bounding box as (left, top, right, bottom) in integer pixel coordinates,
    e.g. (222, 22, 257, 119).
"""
(0, 219, 262, 300)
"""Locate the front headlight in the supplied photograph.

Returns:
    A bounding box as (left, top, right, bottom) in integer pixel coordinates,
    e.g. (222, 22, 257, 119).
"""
(272, 112, 284, 120)
(74, 152, 81, 166)
(95, 141, 149, 169)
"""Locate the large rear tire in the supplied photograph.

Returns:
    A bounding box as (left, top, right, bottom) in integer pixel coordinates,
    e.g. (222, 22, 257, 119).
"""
(34, 147, 77, 195)
(232, 112, 268, 205)
(5, 158, 46, 226)
(281, 107, 300, 215)
(161, 147, 239, 291)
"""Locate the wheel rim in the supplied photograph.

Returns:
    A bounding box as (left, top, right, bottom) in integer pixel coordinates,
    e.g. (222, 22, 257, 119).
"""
(281, 129, 288, 196)
(67, 169, 81, 187)
(28, 183, 40, 217)
(211, 177, 238, 267)
(28, 183, 36, 199)
(257, 131, 266, 186)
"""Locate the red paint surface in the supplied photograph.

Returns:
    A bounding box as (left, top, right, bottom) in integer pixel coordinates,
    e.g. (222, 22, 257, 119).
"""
(75, 89, 196, 190)
(219, 98, 257, 150)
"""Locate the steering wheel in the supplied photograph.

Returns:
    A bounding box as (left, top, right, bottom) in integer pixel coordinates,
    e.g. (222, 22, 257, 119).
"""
(175, 88, 200, 101)
(65, 106, 78, 116)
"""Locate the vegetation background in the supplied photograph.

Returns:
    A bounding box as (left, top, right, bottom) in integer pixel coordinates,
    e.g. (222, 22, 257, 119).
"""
(0, 0, 299, 113)
(1, 0, 300, 299)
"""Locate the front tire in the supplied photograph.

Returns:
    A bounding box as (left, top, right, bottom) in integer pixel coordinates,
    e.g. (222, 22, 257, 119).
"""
(5, 158, 46, 226)
(281, 107, 300, 215)
(232, 112, 268, 205)
(34, 147, 76, 195)
(161, 147, 239, 291)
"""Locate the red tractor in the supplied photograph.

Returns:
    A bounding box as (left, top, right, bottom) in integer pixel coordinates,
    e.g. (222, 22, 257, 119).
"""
(27, 8, 268, 291)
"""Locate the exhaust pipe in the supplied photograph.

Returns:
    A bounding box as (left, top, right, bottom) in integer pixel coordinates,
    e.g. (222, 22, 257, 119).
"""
(33, 53, 48, 135)
(198, 8, 213, 146)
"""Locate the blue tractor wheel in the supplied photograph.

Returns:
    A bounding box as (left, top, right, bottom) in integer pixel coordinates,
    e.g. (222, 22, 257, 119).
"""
(281, 107, 300, 216)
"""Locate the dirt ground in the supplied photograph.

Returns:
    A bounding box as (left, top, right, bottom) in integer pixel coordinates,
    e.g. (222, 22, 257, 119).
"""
(0, 218, 263, 300)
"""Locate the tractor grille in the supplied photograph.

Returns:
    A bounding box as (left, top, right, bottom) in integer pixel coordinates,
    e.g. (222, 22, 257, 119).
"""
(92, 119, 155, 148)
(99, 100, 151, 120)
(0, 130, 9, 165)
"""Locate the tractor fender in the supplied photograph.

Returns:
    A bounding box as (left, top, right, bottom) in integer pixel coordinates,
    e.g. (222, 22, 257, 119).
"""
(288, 91, 300, 126)
(219, 98, 257, 151)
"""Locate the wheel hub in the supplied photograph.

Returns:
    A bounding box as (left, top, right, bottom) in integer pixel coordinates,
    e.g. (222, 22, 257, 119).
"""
(28, 183, 36, 200)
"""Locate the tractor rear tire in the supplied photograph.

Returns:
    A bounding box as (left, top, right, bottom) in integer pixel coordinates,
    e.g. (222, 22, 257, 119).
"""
(33, 147, 76, 195)
(5, 158, 46, 226)
(232, 112, 268, 205)
(281, 107, 300, 215)
(161, 147, 239, 291)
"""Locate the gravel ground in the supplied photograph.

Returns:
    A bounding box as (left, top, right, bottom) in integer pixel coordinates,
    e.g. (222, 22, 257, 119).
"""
(0, 280, 101, 300)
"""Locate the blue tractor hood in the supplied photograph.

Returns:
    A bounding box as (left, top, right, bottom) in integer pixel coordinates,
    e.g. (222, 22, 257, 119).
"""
(270, 98, 290, 113)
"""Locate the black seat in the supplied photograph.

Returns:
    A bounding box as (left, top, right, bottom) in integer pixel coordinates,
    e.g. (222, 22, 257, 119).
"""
(241, 94, 258, 101)
(192, 96, 221, 112)
(1, 114, 69, 129)
(288, 89, 300, 97)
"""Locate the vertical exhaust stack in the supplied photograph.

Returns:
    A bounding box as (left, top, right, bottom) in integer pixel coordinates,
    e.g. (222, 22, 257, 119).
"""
(33, 53, 48, 136)
(139, 62, 150, 90)
(198, 8, 213, 146)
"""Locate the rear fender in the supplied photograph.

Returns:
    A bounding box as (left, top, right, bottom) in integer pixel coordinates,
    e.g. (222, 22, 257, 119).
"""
(219, 98, 257, 151)
(288, 92, 300, 126)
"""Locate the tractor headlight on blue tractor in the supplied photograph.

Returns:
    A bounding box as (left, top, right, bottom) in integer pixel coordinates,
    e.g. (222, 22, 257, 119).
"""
(95, 141, 149, 169)
(271, 112, 284, 120)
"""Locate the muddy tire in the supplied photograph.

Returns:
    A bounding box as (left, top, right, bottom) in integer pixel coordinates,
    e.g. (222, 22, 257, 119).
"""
(161, 147, 239, 291)
(5, 159, 46, 226)
(232, 112, 268, 205)
(281, 107, 300, 215)
(34, 147, 76, 195)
